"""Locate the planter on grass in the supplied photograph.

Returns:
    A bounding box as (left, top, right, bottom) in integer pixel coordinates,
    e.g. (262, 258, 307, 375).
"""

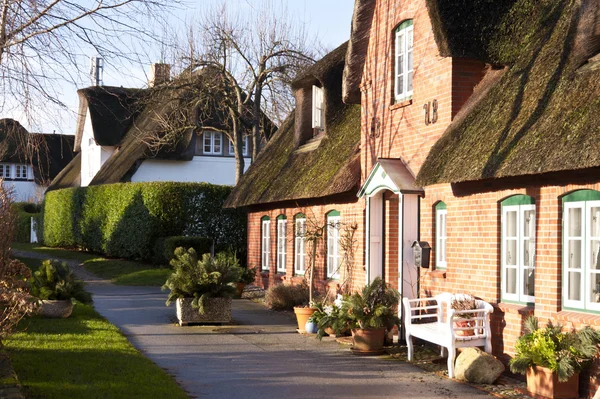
(176, 298, 232, 325)
(526, 366, 579, 399)
(38, 300, 74, 318)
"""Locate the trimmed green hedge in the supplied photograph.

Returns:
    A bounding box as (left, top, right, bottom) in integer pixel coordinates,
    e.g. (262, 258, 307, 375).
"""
(42, 182, 246, 262)
(154, 236, 213, 265)
(12, 202, 41, 243)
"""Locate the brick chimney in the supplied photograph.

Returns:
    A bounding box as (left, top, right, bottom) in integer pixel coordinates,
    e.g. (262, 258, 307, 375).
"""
(149, 63, 171, 87)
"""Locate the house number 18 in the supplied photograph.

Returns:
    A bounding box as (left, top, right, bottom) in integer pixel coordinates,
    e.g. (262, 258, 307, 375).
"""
(423, 99, 438, 125)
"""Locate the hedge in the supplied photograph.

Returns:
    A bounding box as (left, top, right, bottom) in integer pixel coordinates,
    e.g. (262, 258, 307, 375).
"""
(154, 236, 213, 265)
(11, 202, 41, 243)
(42, 182, 247, 262)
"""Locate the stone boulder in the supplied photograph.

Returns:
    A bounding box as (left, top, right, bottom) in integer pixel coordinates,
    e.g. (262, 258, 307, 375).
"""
(454, 348, 505, 384)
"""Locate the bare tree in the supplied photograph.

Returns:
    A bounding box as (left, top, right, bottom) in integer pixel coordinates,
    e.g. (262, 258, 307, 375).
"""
(0, 0, 177, 128)
(173, 2, 318, 183)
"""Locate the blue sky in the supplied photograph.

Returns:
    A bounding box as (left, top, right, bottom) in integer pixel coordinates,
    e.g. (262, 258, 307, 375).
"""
(18, 1, 355, 133)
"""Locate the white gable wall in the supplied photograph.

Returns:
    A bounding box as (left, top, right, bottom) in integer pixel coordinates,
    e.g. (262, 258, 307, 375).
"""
(130, 156, 251, 186)
(80, 109, 116, 187)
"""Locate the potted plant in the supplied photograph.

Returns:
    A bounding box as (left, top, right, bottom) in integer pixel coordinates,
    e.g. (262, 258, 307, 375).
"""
(509, 316, 600, 399)
(163, 247, 242, 325)
(31, 259, 93, 318)
(344, 277, 400, 354)
(236, 266, 257, 298)
(311, 294, 353, 338)
(450, 294, 478, 336)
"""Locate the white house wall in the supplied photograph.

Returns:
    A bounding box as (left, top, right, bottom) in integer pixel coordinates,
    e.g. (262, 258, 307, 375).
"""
(130, 156, 251, 186)
(80, 109, 116, 187)
(3, 180, 44, 203)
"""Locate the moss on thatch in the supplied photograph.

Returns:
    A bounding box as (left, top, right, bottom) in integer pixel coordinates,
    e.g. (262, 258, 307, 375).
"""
(417, 0, 600, 186)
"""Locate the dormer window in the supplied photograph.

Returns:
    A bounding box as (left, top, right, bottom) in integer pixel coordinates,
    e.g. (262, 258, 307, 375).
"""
(0, 164, 10, 179)
(203, 132, 222, 155)
(228, 136, 249, 157)
(394, 20, 414, 101)
(312, 85, 324, 132)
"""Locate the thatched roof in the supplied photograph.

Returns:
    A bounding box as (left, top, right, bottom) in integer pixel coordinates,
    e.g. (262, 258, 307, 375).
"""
(342, 0, 375, 104)
(0, 119, 76, 184)
(417, 0, 600, 186)
(225, 45, 361, 208)
(47, 152, 81, 190)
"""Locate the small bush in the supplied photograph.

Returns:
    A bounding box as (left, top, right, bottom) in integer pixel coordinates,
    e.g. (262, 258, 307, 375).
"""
(265, 283, 309, 311)
(154, 236, 212, 265)
(31, 259, 93, 304)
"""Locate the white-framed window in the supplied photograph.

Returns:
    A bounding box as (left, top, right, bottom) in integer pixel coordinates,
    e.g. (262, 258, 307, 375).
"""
(327, 212, 341, 279)
(0, 164, 10, 179)
(394, 20, 414, 101)
(563, 191, 600, 312)
(14, 164, 29, 180)
(228, 136, 249, 157)
(203, 132, 222, 155)
(295, 216, 306, 275)
(277, 216, 287, 273)
(436, 202, 447, 270)
(261, 217, 270, 271)
(501, 197, 536, 304)
(312, 85, 324, 130)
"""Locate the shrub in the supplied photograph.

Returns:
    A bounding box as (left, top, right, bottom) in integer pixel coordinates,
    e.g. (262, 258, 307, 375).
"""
(31, 260, 93, 304)
(11, 202, 41, 243)
(265, 283, 309, 311)
(42, 182, 246, 262)
(163, 248, 242, 314)
(154, 236, 212, 265)
(344, 277, 400, 330)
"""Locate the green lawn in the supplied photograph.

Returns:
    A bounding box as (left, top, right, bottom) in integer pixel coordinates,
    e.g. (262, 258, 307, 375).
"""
(12, 243, 170, 287)
(6, 305, 188, 399)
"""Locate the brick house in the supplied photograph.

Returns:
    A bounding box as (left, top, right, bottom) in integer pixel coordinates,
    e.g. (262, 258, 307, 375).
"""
(229, 0, 600, 394)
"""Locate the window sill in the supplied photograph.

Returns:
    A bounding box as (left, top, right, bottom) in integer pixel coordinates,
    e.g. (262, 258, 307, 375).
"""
(495, 302, 534, 315)
(390, 98, 413, 110)
(430, 269, 446, 279)
(557, 310, 600, 327)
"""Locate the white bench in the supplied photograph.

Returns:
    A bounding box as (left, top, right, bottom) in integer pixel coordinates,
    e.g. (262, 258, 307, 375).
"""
(402, 293, 493, 378)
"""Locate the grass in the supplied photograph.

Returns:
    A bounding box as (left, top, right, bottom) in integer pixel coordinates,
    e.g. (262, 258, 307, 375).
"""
(84, 259, 171, 286)
(12, 243, 171, 287)
(5, 305, 188, 399)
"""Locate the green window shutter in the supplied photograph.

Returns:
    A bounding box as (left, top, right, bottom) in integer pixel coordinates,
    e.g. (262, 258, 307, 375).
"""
(501, 195, 535, 207)
(327, 210, 340, 217)
(396, 19, 413, 32)
(277, 215, 287, 220)
(295, 213, 306, 219)
(562, 190, 600, 203)
(435, 201, 447, 210)
(261, 215, 270, 221)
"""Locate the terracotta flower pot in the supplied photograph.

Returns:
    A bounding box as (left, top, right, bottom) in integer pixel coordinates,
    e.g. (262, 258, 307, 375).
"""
(293, 307, 316, 332)
(235, 282, 246, 297)
(352, 327, 386, 352)
(454, 320, 475, 336)
(526, 366, 579, 399)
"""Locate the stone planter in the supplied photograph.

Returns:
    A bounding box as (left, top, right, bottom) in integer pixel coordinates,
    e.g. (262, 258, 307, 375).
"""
(38, 300, 74, 318)
(176, 297, 232, 326)
(526, 366, 579, 399)
(293, 307, 316, 333)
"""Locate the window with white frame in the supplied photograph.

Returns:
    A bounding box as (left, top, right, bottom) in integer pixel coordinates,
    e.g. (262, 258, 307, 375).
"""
(228, 136, 249, 157)
(295, 215, 306, 275)
(14, 164, 29, 180)
(435, 202, 447, 270)
(277, 216, 287, 273)
(0, 164, 10, 179)
(501, 196, 536, 304)
(563, 190, 600, 312)
(327, 211, 341, 279)
(312, 85, 324, 131)
(203, 132, 222, 155)
(394, 20, 414, 101)
(261, 216, 270, 271)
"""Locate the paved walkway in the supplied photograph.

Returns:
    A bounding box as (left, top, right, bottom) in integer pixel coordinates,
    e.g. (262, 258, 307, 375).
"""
(15, 251, 493, 398)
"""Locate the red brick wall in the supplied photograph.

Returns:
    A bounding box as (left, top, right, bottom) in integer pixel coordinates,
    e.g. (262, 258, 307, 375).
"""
(247, 199, 367, 296)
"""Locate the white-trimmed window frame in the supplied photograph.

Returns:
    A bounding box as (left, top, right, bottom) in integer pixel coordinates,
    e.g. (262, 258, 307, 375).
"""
(14, 164, 29, 180)
(502, 204, 536, 304)
(327, 215, 341, 279)
(563, 200, 600, 312)
(312, 85, 324, 130)
(436, 207, 447, 269)
(0, 163, 10, 179)
(228, 136, 249, 157)
(277, 217, 287, 273)
(203, 132, 222, 155)
(394, 21, 414, 101)
(261, 218, 270, 271)
(295, 217, 306, 275)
